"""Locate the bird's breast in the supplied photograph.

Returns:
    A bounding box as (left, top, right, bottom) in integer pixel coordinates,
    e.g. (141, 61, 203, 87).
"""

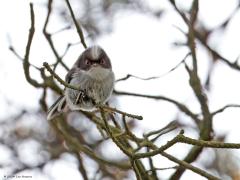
(87, 66, 112, 81)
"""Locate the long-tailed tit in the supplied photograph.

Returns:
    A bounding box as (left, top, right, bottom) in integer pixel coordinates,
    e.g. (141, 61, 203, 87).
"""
(47, 45, 115, 120)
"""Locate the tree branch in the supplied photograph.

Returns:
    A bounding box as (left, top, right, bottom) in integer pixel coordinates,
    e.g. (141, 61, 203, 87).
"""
(23, 3, 45, 88)
(64, 0, 87, 49)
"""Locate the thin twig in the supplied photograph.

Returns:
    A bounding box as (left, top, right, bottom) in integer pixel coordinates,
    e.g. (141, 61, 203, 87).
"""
(144, 120, 178, 138)
(146, 166, 178, 172)
(98, 107, 150, 179)
(211, 104, 240, 116)
(43, 0, 69, 71)
(134, 132, 240, 160)
(51, 117, 131, 169)
(114, 90, 200, 124)
(116, 52, 190, 83)
(147, 147, 158, 179)
(161, 152, 220, 180)
(52, 25, 71, 35)
(23, 3, 45, 88)
(61, 41, 80, 58)
(99, 105, 143, 120)
(99, 107, 133, 157)
(9, 45, 40, 70)
(168, 1, 213, 178)
(74, 152, 89, 180)
(43, 62, 80, 91)
(65, 0, 87, 49)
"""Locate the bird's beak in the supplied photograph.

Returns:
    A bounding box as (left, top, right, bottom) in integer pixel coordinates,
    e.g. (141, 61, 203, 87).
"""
(92, 63, 99, 67)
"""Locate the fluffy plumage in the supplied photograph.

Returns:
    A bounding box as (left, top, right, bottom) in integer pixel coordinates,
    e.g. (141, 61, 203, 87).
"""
(47, 45, 115, 120)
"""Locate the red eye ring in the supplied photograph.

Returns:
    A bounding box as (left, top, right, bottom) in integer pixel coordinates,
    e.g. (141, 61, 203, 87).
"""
(100, 59, 105, 64)
(85, 59, 91, 65)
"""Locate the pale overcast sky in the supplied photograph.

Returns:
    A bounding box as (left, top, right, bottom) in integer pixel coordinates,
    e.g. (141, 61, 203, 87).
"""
(1, 0, 240, 179)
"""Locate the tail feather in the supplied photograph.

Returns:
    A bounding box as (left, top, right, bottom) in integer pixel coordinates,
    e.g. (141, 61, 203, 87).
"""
(47, 96, 67, 120)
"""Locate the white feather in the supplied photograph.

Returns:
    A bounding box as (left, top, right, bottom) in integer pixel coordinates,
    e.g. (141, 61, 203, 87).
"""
(90, 45, 101, 59)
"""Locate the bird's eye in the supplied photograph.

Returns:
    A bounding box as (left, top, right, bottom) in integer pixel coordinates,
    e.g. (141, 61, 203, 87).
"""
(100, 59, 105, 65)
(85, 59, 91, 65)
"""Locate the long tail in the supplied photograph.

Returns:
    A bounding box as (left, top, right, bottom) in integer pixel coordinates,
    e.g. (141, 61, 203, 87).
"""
(47, 96, 67, 120)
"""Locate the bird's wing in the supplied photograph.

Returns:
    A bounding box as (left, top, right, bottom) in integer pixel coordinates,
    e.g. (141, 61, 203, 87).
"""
(47, 96, 67, 120)
(65, 66, 82, 83)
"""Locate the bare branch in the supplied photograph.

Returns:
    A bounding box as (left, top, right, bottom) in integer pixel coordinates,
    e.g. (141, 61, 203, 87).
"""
(135, 131, 240, 161)
(64, 0, 87, 49)
(116, 52, 190, 83)
(51, 117, 131, 169)
(211, 104, 240, 116)
(99, 105, 143, 120)
(23, 3, 45, 88)
(161, 152, 220, 180)
(43, 0, 69, 71)
(114, 90, 200, 124)
(146, 166, 178, 172)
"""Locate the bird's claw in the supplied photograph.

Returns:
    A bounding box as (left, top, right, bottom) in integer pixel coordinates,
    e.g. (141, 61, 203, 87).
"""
(74, 89, 87, 105)
(74, 89, 96, 105)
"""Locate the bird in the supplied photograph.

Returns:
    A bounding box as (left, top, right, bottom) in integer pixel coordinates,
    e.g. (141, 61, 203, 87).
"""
(47, 45, 115, 120)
